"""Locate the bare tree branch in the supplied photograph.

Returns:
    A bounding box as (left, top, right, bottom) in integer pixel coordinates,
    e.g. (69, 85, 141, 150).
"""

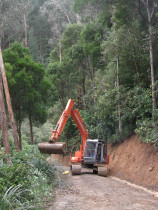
(140, 0, 148, 8)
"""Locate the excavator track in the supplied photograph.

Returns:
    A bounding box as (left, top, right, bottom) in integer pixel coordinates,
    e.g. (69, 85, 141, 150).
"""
(97, 165, 108, 177)
(71, 164, 82, 175)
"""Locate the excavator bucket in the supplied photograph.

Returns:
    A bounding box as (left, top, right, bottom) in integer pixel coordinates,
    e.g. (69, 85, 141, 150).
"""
(38, 142, 66, 155)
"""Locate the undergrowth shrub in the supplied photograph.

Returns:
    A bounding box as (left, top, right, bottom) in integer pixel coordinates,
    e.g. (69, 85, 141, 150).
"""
(0, 144, 60, 209)
(135, 114, 158, 150)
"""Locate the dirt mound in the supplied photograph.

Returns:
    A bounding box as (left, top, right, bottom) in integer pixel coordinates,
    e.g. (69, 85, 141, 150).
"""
(108, 135, 158, 191)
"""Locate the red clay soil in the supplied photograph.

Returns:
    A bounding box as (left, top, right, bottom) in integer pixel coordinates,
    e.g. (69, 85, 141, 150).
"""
(108, 135, 158, 191)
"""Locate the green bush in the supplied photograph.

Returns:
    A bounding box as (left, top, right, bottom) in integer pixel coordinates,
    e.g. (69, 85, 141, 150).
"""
(135, 111, 158, 150)
(0, 144, 59, 209)
(0, 162, 32, 194)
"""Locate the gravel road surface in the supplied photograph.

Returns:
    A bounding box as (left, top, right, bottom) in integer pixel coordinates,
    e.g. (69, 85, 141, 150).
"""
(47, 168, 158, 210)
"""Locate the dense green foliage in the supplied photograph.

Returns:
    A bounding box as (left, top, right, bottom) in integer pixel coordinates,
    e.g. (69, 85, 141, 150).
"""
(3, 42, 49, 122)
(3, 42, 50, 147)
(0, 143, 62, 209)
(1, 0, 158, 148)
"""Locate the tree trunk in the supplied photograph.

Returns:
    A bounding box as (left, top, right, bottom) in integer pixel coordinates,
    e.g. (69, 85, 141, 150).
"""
(148, 21, 155, 118)
(29, 115, 34, 145)
(23, 12, 28, 47)
(116, 57, 122, 133)
(59, 41, 62, 63)
(82, 68, 86, 95)
(0, 71, 10, 154)
(139, 0, 156, 117)
(60, 82, 65, 109)
(17, 119, 22, 150)
(0, 47, 20, 151)
(77, 65, 82, 109)
(127, 29, 140, 77)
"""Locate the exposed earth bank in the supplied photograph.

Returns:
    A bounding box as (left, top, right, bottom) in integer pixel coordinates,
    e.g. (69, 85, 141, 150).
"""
(108, 135, 158, 191)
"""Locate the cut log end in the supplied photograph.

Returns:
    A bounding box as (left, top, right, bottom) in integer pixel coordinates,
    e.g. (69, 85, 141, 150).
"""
(38, 142, 66, 155)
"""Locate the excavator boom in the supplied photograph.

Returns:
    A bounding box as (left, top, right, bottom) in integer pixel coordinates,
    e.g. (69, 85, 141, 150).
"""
(71, 109, 88, 153)
(38, 99, 88, 155)
(49, 99, 74, 142)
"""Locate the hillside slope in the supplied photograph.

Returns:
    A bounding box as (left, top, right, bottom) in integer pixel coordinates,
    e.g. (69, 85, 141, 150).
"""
(108, 135, 158, 191)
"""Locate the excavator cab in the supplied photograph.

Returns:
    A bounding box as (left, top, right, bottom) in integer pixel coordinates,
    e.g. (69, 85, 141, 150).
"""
(83, 139, 108, 165)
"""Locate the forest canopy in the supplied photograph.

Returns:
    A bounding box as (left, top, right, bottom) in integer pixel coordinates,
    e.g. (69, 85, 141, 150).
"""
(0, 0, 158, 150)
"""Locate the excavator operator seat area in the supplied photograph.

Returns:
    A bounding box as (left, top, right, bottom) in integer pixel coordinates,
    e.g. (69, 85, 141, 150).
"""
(83, 139, 107, 164)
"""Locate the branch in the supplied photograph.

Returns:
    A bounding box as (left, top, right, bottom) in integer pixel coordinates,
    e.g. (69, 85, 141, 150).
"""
(140, 0, 148, 8)
(138, 0, 149, 23)
(129, 1, 148, 23)
(151, 0, 156, 19)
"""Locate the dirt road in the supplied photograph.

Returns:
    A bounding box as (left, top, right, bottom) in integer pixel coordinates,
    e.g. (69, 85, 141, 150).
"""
(47, 167, 158, 210)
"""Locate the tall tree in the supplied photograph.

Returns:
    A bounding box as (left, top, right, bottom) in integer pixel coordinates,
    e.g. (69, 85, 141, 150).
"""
(27, 0, 51, 63)
(138, 0, 157, 117)
(40, 0, 76, 61)
(62, 24, 86, 97)
(3, 43, 49, 147)
(0, 0, 21, 151)
(14, 0, 32, 47)
(0, 70, 10, 154)
(102, 28, 124, 134)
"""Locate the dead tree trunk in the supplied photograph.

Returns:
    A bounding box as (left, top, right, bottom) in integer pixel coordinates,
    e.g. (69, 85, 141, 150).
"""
(0, 47, 20, 151)
(0, 71, 10, 154)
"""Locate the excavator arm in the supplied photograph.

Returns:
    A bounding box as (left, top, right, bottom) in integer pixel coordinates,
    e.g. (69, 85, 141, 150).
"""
(49, 99, 74, 142)
(38, 99, 88, 156)
(71, 109, 88, 153)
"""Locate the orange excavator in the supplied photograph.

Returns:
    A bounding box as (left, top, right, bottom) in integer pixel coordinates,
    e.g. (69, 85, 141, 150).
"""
(38, 99, 109, 176)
